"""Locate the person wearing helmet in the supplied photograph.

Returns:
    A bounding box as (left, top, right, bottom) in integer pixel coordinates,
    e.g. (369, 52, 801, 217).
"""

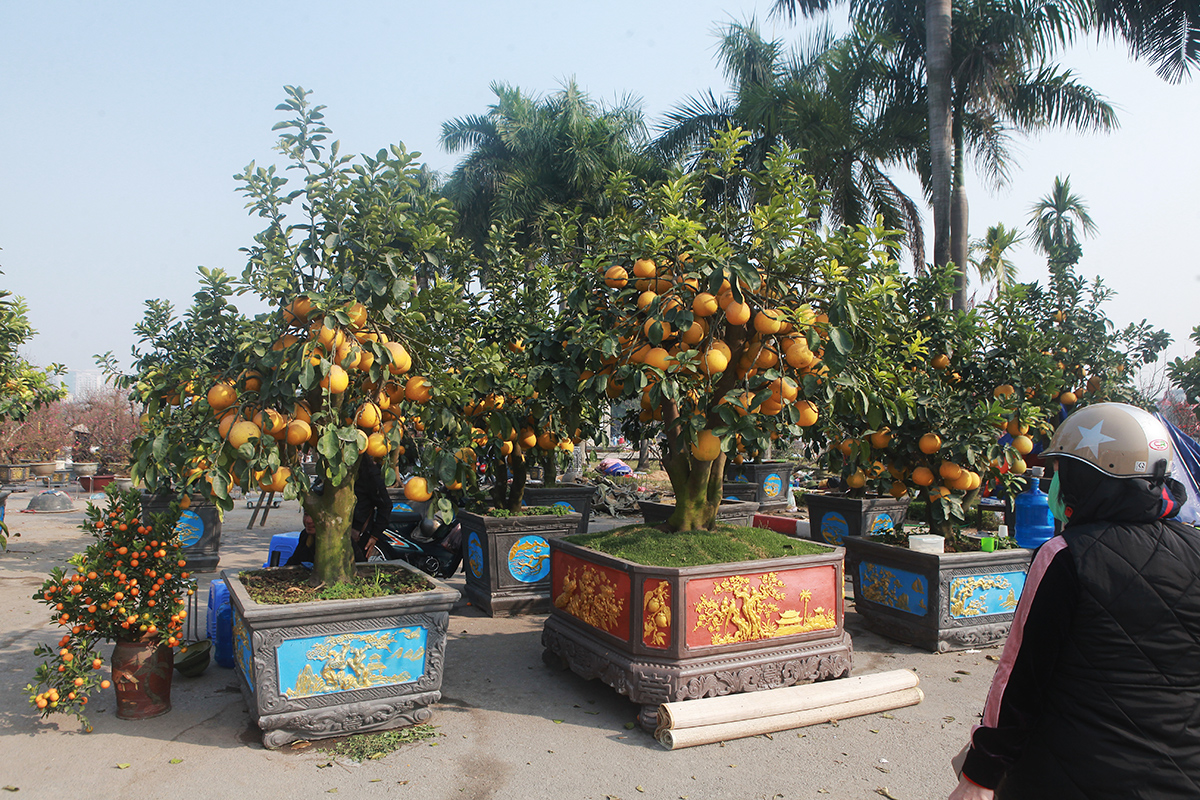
(949, 402, 1199, 800)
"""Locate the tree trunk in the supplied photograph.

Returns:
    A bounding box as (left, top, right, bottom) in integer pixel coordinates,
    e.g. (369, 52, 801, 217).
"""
(305, 465, 357, 587)
(507, 450, 528, 513)
(926, 0, 954, 302)
(636, 437, 651, 471)
(950, 100, 969, 309)
(665, 453, 727, 531)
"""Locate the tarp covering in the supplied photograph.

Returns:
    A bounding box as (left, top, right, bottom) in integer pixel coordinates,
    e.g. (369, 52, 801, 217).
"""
(1158, 413, 1200, 526)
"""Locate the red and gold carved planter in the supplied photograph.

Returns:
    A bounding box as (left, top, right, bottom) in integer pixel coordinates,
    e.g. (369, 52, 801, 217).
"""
(543, 539, 852, 730)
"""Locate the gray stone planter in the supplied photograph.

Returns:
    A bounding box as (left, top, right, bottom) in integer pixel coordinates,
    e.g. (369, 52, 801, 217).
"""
(461, 510, 581, 616)
(543, 538, 853, 731)
(141, 493, 223, 572)
(222, 562, 459, 749)
(803, 492, 911, 546)
(522, 485, 595, 535)
(844, 537, 1033, 652)
(638, 499, 760, 528)
(724, 461, 796, 511)
(0, 464, 28, 483)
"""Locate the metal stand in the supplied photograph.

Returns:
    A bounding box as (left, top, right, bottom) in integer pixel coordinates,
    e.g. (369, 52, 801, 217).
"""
(247, 491, 277, 529)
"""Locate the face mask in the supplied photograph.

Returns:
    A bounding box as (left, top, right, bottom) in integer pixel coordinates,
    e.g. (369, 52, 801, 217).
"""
(1048, 470, 1068, 524)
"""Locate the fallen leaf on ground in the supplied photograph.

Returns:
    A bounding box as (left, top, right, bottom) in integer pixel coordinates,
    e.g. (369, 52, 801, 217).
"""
(116, 764, 130, 770)
(552, 719, 563, 724)
(875, 788, 901, 799)
(881, 712, 894, 719)
(623, 722, 636, 730)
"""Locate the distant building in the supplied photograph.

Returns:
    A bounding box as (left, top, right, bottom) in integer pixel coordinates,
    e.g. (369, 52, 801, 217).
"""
(65, 370, 105, 400)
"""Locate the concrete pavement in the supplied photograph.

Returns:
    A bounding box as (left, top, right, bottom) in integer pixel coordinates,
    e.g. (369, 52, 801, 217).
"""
(0, 488, 997, 800)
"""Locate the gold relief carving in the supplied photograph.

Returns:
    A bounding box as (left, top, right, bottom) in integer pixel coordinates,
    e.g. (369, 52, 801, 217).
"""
(950, 575, 1015, 617)
(861, 563, 909, 610)
(285, 631, 404, 699)
(692, 573, 835, 646)
(642, 580, 671, 647)
(554, 564, 625, 632)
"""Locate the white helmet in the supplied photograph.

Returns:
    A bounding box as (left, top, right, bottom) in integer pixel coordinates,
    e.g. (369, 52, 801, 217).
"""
(1044, 402, 1174, 479)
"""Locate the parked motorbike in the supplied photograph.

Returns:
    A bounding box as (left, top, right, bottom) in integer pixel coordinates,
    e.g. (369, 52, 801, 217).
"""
(366, 511, 462, 580)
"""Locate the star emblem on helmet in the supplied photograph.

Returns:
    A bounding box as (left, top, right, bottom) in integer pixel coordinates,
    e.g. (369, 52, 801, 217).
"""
(1073, 420, 1117, 459)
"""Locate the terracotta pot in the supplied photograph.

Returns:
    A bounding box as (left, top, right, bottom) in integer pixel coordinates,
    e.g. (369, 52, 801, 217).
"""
(111, 640, 174, 719)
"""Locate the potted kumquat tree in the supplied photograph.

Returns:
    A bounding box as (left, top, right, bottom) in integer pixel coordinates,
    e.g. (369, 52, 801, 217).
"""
(25, 487, 197, 727)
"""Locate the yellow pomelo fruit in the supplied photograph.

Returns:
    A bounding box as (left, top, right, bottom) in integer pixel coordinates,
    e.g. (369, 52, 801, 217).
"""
(285, 419, 312, 446)
(690, 429, 722, 461)
(227, 420, 261, 449)
(911, 466, 935, 487)
(869, 428, 893, 449)
(632, 258, 656, 278)
(1012, 434, 1034, 455)
(207, 382, 237, 413)
(404, 476, 432, 502)
(939, 461, 964, 481)
(404, 376, 432, 403)
(693, 293, 719, 317)
(356, 402, 382, 430)
(320, 364, 349, 394)
(604, 265, 628, 288)
(919, 433, 942, 455)
(384, 342, 412, 375)
(725, 301, 751, 326)
(753, 309, 782, 335)
(796, 400, 819, 427)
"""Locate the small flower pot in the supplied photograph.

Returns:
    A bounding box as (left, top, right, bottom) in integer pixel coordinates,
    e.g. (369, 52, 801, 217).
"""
(112, 639, 174, 719)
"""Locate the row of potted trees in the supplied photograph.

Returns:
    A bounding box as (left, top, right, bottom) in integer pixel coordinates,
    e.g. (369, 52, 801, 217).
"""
(25, 90, 1171, 745)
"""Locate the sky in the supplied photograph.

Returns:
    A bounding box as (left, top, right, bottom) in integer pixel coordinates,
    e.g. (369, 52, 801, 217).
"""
(2, 1, 1197, 387)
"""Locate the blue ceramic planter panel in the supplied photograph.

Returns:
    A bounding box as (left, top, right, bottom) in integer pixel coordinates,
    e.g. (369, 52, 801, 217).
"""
(763, 473, 783, 499)
(508, 534, 550, 583)
(949, 570, 1025, 618)
(233, 609, 254, 693)
(859, 562, 928, 617)
(175, 510, 204, 548)
(392, 502, 413, 513)
(819, 512, 850, 545)
(867, 512, 897, 535)
(277, 625, 428, 700)
(553, 500, 577, 511)
(467, 532, 484, 578)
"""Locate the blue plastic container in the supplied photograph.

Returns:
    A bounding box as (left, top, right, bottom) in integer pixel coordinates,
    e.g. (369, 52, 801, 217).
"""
(1014, 473, 1055, 549)
(206, 579, 235, 668)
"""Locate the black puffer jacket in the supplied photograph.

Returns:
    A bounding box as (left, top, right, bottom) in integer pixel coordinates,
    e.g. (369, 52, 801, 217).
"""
(964, 470, 1200, 799)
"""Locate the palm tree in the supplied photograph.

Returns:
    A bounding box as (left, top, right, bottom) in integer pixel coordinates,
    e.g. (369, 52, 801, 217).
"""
(653, 22, 928, 262)
(968, 222, 1023, 299)
(1027, 175, 1097, 266)
(773, 0, 955, 285)
(440, 79, 658, 256)
(1090, 0, 1200, 82)
(947, 1, 1117, 292)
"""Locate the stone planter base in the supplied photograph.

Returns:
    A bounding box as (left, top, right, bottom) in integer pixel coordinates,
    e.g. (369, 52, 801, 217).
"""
(461, 510, 581, 616)
(638, 499, 760, 528)
(725, 461, 795, 512)
(142, 493, 223, 572)
(522, 485, 595, 535)
(803, 493, 911, 546)
(542, 538, 852, 731)
(0, 464, 29, 483)
(844, 537, 1033, 652)
(223, 563, 460, 749)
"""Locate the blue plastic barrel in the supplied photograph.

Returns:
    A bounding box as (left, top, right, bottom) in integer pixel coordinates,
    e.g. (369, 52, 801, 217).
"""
(1013, 475, 1055, 549)
(207, 579, 235, 668)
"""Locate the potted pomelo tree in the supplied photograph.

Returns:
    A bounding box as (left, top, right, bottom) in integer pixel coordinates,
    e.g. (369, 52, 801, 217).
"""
(533, 131, 917, 727)
(139, 88, 471, 748)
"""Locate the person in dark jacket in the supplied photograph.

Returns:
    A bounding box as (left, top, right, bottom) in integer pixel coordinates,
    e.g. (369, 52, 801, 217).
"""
(950, 402, 1200, 800)
(286, 458, 394, 566)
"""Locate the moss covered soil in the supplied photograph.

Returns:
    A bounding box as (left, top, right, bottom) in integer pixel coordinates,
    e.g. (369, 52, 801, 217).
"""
(565, 523, 832, 567)
(241, 565, 432, 605)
